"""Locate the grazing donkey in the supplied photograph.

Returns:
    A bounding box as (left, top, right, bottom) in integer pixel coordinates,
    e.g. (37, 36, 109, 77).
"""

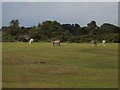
(52, 40, 61, 46)
(102, 40, 106, 46)
(29, 39, 34, 44)
(91, 40, 97, 46)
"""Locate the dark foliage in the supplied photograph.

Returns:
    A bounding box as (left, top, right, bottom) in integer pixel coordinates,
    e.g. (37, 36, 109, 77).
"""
(2, 19, 120, 43)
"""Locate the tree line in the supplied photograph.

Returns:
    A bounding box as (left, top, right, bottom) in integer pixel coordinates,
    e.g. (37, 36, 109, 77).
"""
(2, 19, 120, 43)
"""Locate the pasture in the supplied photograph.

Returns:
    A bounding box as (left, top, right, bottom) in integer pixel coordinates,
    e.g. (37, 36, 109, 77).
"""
(2, 42, 118, 88)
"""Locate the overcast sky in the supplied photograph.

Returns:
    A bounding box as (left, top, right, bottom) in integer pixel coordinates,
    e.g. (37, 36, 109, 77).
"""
(2, 2, 118, 27)
(1, 0, 120, 2)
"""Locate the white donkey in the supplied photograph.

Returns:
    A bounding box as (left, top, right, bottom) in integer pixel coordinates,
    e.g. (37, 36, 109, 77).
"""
(102, 40, 106, 46)
(29, 39, 33, 44)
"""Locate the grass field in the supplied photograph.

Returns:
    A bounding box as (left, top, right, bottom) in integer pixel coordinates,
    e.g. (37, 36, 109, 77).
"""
(2, 42, 118, 88)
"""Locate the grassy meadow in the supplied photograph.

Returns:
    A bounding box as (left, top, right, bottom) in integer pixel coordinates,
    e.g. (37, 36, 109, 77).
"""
(2, 42, 118, 88)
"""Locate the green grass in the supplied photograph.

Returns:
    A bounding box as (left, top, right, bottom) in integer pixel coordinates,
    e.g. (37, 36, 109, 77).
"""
(2, 42, 118, 88)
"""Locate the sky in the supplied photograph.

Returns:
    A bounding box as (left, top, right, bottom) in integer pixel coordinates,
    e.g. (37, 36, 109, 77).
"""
(0, 2, 1, 28)
(1, 1, 119, 27)
(1, 0, 120, 2)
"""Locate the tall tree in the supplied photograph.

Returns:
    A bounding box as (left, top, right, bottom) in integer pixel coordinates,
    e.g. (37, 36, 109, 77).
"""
(87, 21, 99, 35)
(10, 19, 20, 29)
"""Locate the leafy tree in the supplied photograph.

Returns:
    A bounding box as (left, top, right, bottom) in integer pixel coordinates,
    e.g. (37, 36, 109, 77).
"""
(2, 19, 120, 43)
(10, 19, 20, 29)
(87, 21, 100, 35)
